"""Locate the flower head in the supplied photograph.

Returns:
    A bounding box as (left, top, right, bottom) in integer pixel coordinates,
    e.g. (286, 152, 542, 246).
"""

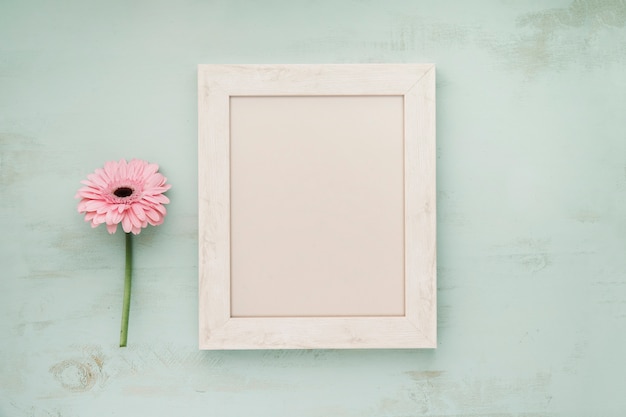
(76, 159, 171, 234)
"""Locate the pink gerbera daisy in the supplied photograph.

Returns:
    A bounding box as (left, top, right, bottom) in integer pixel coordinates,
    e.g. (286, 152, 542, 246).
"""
(76, 159, 171, 234)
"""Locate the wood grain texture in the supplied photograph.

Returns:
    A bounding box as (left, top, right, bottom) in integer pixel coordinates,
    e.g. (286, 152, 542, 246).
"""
(405, 65, 437, 344)
(2, 0, 626, 415)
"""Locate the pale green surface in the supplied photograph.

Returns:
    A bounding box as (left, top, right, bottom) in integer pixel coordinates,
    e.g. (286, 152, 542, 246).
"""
(1, 0, 625, 416)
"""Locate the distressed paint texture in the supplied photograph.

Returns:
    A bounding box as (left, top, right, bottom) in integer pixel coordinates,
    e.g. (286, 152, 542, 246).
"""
(1, 0, 625, 416)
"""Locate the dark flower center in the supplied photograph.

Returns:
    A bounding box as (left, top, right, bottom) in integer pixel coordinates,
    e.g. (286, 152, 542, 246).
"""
(114, 187, 134, 198)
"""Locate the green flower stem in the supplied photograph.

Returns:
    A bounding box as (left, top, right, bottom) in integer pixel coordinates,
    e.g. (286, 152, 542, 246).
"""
(119, 232, 133, 347)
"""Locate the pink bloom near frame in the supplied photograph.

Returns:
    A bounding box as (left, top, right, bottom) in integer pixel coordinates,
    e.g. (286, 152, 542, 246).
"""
(76, 158, 171, 347)
(76, 159, 171, 234)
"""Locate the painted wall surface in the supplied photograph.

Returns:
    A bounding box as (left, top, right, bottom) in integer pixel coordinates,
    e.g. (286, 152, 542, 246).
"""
(1, 0, 625, 416)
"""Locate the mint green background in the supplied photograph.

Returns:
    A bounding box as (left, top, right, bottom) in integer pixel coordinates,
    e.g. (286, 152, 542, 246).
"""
(1, 1, 625, 416)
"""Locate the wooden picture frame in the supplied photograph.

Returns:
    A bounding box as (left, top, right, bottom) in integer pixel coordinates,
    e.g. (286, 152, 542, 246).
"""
(198, 64, 436, 349)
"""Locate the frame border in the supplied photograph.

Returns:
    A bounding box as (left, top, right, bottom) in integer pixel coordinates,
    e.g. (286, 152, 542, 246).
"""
(199, 64, 436, 349)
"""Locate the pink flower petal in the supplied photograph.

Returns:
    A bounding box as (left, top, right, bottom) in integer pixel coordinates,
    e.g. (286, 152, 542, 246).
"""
(93, 213, 107, 225)
(131, 204, 147, 221)
(153, 204, 167, 215)
(117, 159, 128, 180)
(127, 209, 142, 229)
(142, 163, 159, 178)
(105, 160, 121, 180)
(77, 190, 103, 200)
(142, 194, 169, 205)
(121, 216, 133, 233)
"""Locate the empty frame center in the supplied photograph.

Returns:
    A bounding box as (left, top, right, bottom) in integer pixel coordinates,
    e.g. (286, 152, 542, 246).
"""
(229, 95, 405, 317)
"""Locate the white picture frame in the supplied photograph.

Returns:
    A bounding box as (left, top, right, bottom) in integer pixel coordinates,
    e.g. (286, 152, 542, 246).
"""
(198, 64, 436, 349)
